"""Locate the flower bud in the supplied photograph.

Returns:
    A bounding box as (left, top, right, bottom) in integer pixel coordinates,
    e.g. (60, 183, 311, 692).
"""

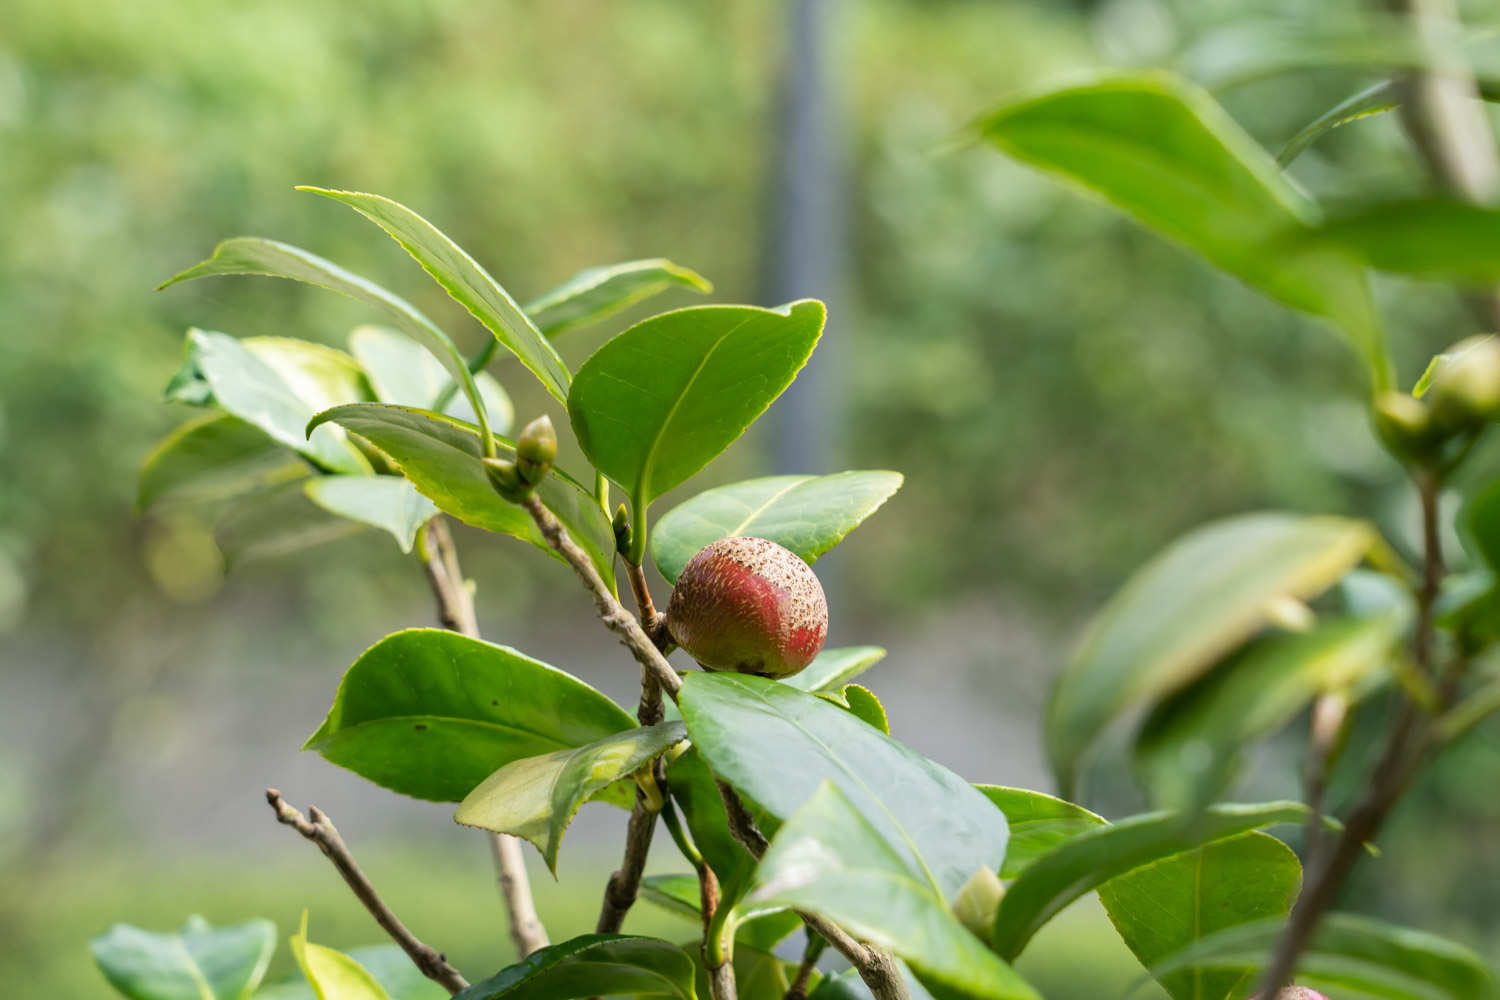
(483, 456, 530, 503)
(612, 503, 631, 556)
(1427, 335, 1500, 430)
(515, 415, 557, 487)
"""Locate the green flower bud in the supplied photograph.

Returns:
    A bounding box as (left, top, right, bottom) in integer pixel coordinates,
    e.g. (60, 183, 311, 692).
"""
(1428, 335, 1500, 430)
(612, 503, 631, 556)
(483, 456, 531, 503)
(1371, 390, 1436, 462)
(515, 415, 557, 487)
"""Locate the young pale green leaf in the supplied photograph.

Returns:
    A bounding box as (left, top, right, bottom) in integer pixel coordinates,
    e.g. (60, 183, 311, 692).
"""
(639, 875, 804, 952)
(527, 258, 713, 338)
(977, 72, 1390, 388)
(975, 787, 1105, 880)
(255, 946, 446, 1000)
(745, 783, 1040, 1000)
(1304, 198, 1500, 285)
(451, 934, 696, 1000)
(784, 646, 888, 693)
(816, 684, 891, 734)
(244, 337, 373, 412)
(158, 237, 494, 443)
(299, 188, 572, 404)
(1047, 512, 1374, 793)
(455, 721, 688, 874)
(1135, 615, 1399, 809)
(180, 330, 372, 475)
(289, 914, 391, 1000)
(679, 672, 1007, 900)
(305, 628, 636, 802)
(989, 801, 1309, 960)
(137, 414, 306, 512)
(309, 404, 616, 588)
(91, 916, 276, 1000)
(1148, 912, 1500, 1000)
(651, 471, 903, 584)
(349, 326, 514, 435)
(1277, 80, 1400, 166)
(214, 480, 364, 566)
(1098, 833, 1302, 1000)
(568, 302, 825, 561)
(302, 476, 438, 554)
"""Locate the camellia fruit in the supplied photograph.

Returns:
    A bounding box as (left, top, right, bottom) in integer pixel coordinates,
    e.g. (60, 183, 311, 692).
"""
(1249, 988, 1328, 1000)
(665, 536, 828, 678)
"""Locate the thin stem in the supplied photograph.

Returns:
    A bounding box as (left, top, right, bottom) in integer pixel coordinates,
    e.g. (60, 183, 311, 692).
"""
(431, 338, 500, 413)
(595, 774, 662, 933)
(626, 560, 671, 652)
(417, 517, 549, 958)
(785, 932, 827, 1000)
(266, 790, 469, 995)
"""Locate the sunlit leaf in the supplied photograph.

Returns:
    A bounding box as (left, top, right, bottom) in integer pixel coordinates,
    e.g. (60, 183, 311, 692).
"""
(349, 325, 514, 435)
(527, 258, 712, 338)
(302, 476, 438, 554)
(975, 787, 1105, 880)
(784, 646, 888, 693)
(91, 915, 276, 1000)
(289, 914, 391, 1000)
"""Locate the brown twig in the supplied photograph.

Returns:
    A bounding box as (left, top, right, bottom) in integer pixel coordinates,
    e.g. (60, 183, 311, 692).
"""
(784, 931, 825, 1000)
(266, 789, 469, 995)
(626, 560, 672, 650)
(596, 769, 664, 933)
(418, 517, 549, 958)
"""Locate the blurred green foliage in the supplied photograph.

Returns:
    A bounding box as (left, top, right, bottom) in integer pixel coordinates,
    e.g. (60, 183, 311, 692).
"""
(6, 0, 1500, 994)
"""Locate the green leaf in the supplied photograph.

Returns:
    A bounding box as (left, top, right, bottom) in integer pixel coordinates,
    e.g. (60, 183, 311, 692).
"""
(1135, 615, 1399, 809)
(1099, 833, 1302, 1000)
(289, 914, 391, 1000)
(679, 672, 1008, 900)
(158, 237, 494, 445)
(138, 414, 306, 512)
(1149, 912, 1500, 1000)
(455, 721, 688, 873)
(745, 782, 1040, 1000)
(989, 801, 1309, 960)
(302, 476, 438, 554)
(243, 337, 373, 412)
(817, 684, 890, 734)
(1305, 198, 1500, 284)
(975, 787, 1105, 880)
(1464, 480, 1500, 571)
(305, 628, 636, 802)
(1047, 512, 1374, 792)
(690, 943, 811, 1000)
(651, 471, 902, 584)
(214, 481, 363, 566)
(179, 330, 372, 475)
(309, 403, 616, 587)
(784, 646, 888, 693)
(976, 72, 1390, 388)
(1277, 81, 1400, 167)
(347, 326, 514, 435)
(451, 934, 697, 1000)
(527, 258, 713, 338)
(255, 946, 446, 1000)
(568, 302, 825, 562)
(665, 746, 758, 905)
(91, 916, 276, 1000)
(299, 188, 572, 404)
(639, 876, 803, 952)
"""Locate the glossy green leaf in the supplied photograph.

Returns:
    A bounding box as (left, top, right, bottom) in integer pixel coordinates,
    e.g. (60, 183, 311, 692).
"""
(639, 875, 803, 952)
(255, 945, 446, 1000)
(784, 646, 888, 693)
(289, 914, 390, 1000)
(990, 801, 1309, 960)
(975, 787, 1105, 880)
(137, 414, 305, 512)
(1306, 198, 1500, 284)
(347, 326, 514, 435)
(214, 481, 363, 566)
(451, 934, 696, 1000)
(1099, 833, 1302, 1000)
(679, 672, 1008, 899)
(299, 188, 572, 404)
(309, 404, 616, 587)
(1047, 512, 1374, 792)
(178, 330, 372, 475)
(91, 916, 276, 1000)
(650, 471, 902, 584)
(246, 337, 372, 411)
(665, 746, 758, 906)
(527, 258, 712, 338)
(568, 301, 825, 561)
(302, 476, 438, 554)
(817, 684, 890, 734)
(305, 628, 636, 802)
(1149, 912, 1500, 1000)
(1464, 480, 1500, 571)
(746, 782, 1040, 1000)
(1136, 615, 1399, 809)
(977, 72, 1389, 388)
(158, 237, 493, 443)
(456, 721, 687, 873)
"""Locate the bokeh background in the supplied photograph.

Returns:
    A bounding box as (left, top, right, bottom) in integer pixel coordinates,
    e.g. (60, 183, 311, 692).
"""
(4, 0, 1498, 995)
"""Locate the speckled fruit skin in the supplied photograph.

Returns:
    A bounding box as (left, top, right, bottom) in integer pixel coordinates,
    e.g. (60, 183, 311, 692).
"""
(1249, 988, 1328, 1000)
(665, 536, 828, 678)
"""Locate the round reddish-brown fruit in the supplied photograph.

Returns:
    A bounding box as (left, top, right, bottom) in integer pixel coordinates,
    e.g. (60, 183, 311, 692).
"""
(665, 536, 828, 678)
(1250, 989, 1328, 1000)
